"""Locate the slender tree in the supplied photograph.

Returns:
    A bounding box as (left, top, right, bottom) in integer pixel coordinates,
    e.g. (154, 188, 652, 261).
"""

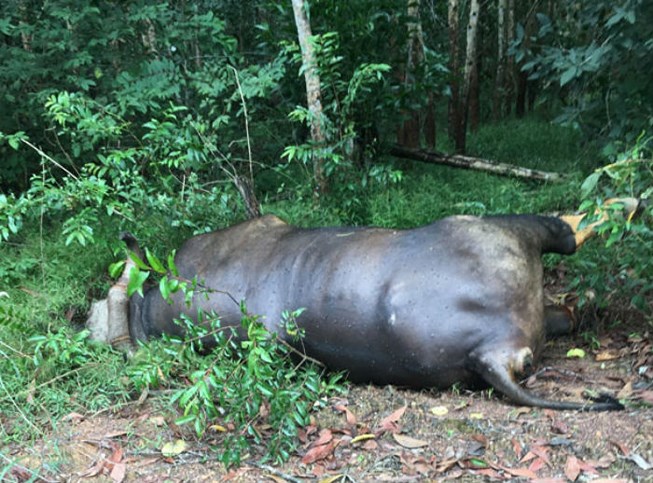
(398, 0, 426, 149)
(516, 2, 538, 117)
(291, 0, 327, 195)
(447, 0, 461, 142)
(504, 0, 515, 116)
(493, 0, 507, 120)
(455, 0, 480, 152)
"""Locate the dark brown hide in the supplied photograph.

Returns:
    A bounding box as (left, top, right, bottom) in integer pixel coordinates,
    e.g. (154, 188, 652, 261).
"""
(122, 213, 625, 410)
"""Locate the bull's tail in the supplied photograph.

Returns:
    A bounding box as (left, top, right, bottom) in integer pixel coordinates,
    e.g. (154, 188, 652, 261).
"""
(471, 346, 624, 411)
(559, 197, 641, 249)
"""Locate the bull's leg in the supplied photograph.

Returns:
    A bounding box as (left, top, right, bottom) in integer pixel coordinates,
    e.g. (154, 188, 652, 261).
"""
(544, 304, 576, 338)
(86, 233, 142, 348)
(560, 197, 640, 248)
(99, 249, 134, 348)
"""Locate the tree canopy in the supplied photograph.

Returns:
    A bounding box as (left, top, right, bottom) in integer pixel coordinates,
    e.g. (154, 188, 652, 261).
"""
(0, 0, 650, 236)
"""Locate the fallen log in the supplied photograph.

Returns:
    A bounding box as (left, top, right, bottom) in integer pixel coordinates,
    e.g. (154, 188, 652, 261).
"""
(389, 144, 565, 182)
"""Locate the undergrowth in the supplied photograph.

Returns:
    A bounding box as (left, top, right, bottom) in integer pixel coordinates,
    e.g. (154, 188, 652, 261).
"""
(1, 119, 650, 473)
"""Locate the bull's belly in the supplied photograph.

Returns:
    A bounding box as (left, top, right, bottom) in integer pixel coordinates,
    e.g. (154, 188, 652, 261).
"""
(294, 329, 481, 389)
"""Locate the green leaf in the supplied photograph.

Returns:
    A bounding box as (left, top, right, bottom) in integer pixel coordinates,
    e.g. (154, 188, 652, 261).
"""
(129, 252, 150, 270)
(160, 277, 171, 301)
(560, 66, 578, 86)
(146, 248, 166, 274)
(580, 172, 602, 197)
(161, 439, 188, 457)
(167, 250, 179, 276)
(109, 260, 126, 278)
(127, 266, 150, 297)
(566, 348, 586, 359)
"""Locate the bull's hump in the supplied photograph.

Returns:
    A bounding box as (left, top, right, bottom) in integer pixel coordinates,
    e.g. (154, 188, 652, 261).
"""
(257, 214, 287, 228)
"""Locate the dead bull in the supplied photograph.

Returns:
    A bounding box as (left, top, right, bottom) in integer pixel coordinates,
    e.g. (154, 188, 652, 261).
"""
(88, 199, 642, 411)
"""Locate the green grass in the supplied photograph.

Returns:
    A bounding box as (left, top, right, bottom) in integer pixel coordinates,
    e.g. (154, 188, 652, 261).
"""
(466, 118, 597, 172)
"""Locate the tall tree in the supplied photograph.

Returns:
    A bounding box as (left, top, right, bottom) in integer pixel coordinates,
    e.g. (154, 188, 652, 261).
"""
(447, 0, 461, 142)
(469, 44, 480, 132)
(515, 2, 538, 117)
(454, 0, 480, 153)
(291, 0, 327, 195)
(397, 0, 428, 149)
(504, 0, 515, 116)
(493, 0, 507, 120)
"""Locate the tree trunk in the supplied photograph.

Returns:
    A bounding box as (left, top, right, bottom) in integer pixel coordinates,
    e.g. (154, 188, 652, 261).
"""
(397, 0, 425, 149)
(424, 92, 436, 148)
(516, 70, 528, 117)
(447, 0, 461, 142)
(504, 0, 515, 117)
(516, 4, 537, 117)
(455, 0, 480, 153)
(234, 175, 261, 219)
(291, 0, 327, 195)
(389, 145, 565, 182)
(493, 0, 507, 120)
(469, 38, 480, 132)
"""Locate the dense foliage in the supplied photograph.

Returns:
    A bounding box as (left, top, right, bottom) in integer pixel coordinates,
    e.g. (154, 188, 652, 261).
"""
(0, 0, 651, 470)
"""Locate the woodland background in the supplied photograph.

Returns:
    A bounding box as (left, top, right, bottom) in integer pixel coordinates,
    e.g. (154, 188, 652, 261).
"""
(0, 0, 652, 479)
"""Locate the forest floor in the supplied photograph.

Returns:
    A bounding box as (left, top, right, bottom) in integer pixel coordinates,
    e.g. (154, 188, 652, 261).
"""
(4, 288, 653, 482)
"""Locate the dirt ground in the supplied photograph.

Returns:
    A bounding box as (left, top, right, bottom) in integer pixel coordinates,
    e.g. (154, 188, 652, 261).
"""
(3, 308, 653, 482)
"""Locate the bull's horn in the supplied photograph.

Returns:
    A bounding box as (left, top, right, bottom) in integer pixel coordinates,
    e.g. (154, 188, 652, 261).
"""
(560, 197, 641, 248)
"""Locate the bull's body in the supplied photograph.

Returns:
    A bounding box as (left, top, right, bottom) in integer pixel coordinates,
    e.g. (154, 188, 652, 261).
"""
(92, 204, 640, 411)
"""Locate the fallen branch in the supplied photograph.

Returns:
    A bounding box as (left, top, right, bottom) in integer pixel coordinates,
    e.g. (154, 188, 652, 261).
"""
(389, 144, 565, 182)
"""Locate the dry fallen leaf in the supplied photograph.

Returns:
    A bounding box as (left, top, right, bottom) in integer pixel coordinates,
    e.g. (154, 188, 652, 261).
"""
(378, 405, 407, 434)
(498, 465, 538, 479)
(149, 416, 166, 427)
(108, 444, 123, 463)
(610, 439, 630, 456)
(430, 406, 448, 416)
(62, 412, 85, 423)
(77, 460, 106, 478)
(109, 462, 126, 483)
(334, 404, 357, 426)
(301, 440, 337, 465)
(564, 455, 581, 481)
(530, 445, 551, 467)
(392, 433, 428, 449)
(311, 429, 334, 447)
(318, 474, 344, 483)
(595, 349, 620, 361)
(350, 433, 375, 444)
(104, 430, 128, 439)
(529, 457, 546, 472)
(633, 390, 653, 404)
